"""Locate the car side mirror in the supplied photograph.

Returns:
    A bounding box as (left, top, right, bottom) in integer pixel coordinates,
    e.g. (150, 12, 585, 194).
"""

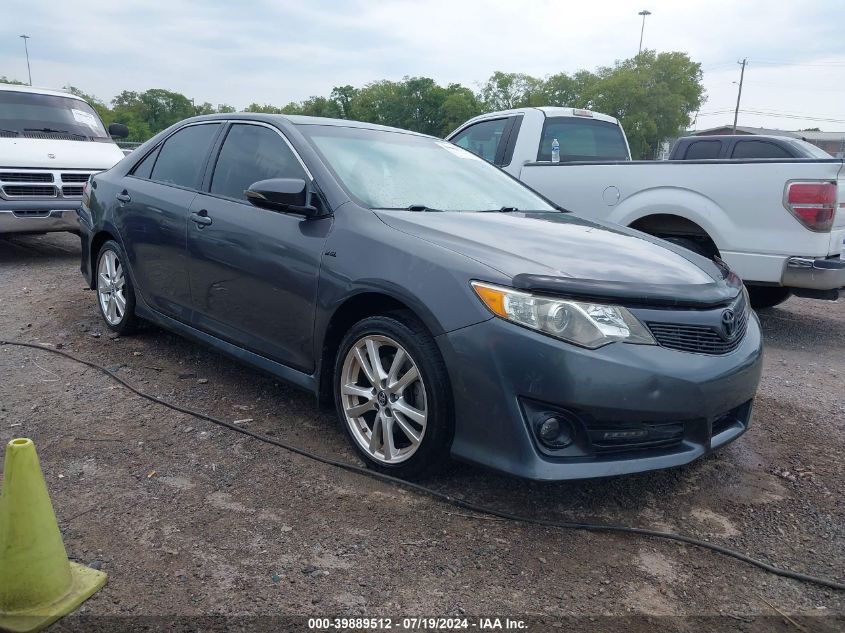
(245, 178, 319, 217)
(108, 123, 129, 139)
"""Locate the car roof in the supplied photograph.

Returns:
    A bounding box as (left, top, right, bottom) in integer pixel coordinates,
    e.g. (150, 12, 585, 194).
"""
(0, 83, 87, 101)
(182, 112, 432, 138)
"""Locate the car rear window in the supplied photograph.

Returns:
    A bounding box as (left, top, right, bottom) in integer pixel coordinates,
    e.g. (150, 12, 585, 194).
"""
(537, 116, 629, 162)
(150, 123, 221, 189)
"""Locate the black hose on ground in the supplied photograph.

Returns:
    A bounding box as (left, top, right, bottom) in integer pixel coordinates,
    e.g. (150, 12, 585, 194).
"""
(2, 339, 844, 592)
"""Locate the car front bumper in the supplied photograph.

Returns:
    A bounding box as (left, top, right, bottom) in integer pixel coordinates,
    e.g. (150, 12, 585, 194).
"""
(0, 200, 81, 234)
(437, 311, 763, 481)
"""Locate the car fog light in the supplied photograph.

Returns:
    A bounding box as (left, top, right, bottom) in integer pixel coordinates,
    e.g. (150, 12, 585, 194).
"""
(536, 415, 573, 448)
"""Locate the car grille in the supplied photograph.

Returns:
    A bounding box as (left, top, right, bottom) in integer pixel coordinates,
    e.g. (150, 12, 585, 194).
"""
(0, 171, 53, 182)
(61, 185, 84, 197)
(647, 295, 748, 355)
(61, 173, 91, 183)
(2, 185, 58, 198)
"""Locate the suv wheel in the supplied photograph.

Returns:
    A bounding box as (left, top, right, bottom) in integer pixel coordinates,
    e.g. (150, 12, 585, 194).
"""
(96, 240, 138, 334)
(334, 313, 453, 479)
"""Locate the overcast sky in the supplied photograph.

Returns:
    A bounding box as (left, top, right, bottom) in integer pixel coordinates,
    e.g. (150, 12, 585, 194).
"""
(2, 0, 845, 132)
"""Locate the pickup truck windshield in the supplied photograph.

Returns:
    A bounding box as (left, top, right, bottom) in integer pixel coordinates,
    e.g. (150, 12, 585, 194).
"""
(299, 124, 556, 212)
(538, 117, 630, 162)
(0, 90, 109, 140)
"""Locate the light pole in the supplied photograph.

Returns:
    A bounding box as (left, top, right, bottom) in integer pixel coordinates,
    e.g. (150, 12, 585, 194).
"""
(19, 35, 32, 85)
(638, 10, 651, 56)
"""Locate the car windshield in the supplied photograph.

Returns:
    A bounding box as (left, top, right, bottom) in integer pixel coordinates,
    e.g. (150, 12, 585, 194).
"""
(298, 124, 556, 212)
(0, 90, 109, 139)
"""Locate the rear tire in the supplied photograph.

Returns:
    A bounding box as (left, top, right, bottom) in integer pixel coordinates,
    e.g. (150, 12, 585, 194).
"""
(95, 240, 138, 335)
(333, 312, 453, 479)
(747, 285, 792, 309)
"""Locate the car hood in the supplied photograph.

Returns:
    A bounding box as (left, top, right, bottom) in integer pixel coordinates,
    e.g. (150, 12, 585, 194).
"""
(0, 138, 124, 169)
(375, 210, 742, 307)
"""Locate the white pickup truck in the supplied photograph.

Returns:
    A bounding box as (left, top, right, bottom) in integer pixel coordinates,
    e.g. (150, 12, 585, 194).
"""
(447, 107, 845, 308)
(0, 84, 127, 236)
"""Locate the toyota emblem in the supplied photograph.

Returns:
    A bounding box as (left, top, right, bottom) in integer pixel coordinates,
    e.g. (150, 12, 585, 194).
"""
(721, 309, 736, 339)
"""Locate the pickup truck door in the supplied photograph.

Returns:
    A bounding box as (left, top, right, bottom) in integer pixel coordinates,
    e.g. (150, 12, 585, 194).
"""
(186, 122, 331, 372)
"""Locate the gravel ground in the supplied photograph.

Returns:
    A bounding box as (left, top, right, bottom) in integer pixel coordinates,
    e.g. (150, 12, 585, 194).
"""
(0, 232, 843, 633)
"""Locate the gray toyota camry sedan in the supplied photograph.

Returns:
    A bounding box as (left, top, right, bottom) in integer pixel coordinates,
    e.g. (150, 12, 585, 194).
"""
(78, 114, 763, 480)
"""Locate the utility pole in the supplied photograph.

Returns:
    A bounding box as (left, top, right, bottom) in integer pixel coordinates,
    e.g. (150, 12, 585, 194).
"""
(638, 10, 651, 56)
(19, 35, 32, 85)
(732, 58, 747, 135)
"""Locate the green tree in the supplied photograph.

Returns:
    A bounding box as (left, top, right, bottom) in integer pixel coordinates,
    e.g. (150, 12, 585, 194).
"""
(243, 103, 285, 114)
(0, 76, 27, 85)
(478, 71, 544, 110)
(584, 51, 704, 158)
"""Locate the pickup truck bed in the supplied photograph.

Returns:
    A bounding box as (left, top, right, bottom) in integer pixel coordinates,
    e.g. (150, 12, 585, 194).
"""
(448, 107, 845, 306)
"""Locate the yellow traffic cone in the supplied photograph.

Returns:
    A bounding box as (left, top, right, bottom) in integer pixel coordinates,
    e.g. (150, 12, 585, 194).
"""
(0, 438, 107, 633)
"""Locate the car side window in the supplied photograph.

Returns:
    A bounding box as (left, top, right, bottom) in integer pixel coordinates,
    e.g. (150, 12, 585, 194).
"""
(131, 146, 161, 180)
(150, 123, 221, 189)
(210, 124, 306, 201)
(450, 119, 509, 164)
(731, 140, 792, 159)
(684, 140, 721, 159)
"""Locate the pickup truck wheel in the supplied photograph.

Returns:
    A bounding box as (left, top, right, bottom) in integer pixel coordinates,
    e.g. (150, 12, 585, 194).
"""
(746, 285, 792, 309)
(96, 240, 138, 335)
(334, 313, 453, 479)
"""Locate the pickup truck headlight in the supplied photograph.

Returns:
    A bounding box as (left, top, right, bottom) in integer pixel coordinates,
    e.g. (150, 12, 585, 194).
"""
(471, 281, 656, 349)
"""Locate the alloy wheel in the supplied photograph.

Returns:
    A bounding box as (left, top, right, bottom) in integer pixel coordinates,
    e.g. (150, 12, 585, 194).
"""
(97, 250, 127, 326)
(340, 334, 428, 464)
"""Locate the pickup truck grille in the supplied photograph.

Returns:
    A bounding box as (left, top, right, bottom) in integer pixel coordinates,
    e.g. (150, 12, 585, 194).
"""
(647, 295, 748, 355)
(0, 170, 95, 200)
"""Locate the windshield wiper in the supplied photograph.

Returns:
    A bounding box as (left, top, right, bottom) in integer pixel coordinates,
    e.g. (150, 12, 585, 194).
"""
(406, 204, 442, 212)
(25, 127, 73, 134)
(24, 127, 87, 139)
(0, 128, 20, 136)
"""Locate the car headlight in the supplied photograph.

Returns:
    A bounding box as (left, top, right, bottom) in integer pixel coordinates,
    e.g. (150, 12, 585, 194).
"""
(471, 281, 656, 349)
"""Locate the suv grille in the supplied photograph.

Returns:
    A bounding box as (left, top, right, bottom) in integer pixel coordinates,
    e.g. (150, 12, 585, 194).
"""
(2, 185, 58, 198)
(647, 295, 748, 355)
(0, 172, 53, 182)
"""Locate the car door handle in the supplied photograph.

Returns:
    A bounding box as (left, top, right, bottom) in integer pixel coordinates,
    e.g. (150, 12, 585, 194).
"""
(190, 210, 212, 227)
(116, 191, 131, 203)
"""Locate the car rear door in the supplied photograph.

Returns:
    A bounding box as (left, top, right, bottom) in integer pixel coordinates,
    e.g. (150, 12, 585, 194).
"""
(116, 122, 222, 321)
(186, 121, 332, 372)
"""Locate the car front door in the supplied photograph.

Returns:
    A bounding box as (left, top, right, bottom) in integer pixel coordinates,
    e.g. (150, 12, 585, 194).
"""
(117, 122, 222, 321)
(187, 121, 332, 372)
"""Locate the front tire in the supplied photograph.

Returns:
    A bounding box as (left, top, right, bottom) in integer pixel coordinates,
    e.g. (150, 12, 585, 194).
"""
(334, 313, 453, 479)
(95, 240, 138, 335)
(747, 285, 792, 310)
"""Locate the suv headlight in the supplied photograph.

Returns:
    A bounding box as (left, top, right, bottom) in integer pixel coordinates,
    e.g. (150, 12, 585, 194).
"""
(471, 281, 656, 349)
